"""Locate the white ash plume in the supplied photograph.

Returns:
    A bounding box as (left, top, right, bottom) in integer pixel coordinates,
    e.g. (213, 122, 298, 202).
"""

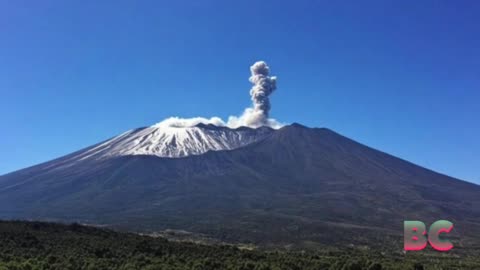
(153, 61, 283, 129)
(227, 61, 282, 128)
(153, 117, 226, 128)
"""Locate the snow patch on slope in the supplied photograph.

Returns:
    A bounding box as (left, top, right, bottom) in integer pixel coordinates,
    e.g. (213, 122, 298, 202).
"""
(74, 123, 274, 160)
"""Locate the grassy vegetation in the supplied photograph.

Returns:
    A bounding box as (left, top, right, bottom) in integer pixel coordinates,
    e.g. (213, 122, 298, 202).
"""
(0, 220, 478, 270)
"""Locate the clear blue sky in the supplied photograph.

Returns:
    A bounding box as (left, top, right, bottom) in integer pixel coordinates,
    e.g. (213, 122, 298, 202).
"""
(1, 1, 479, 184)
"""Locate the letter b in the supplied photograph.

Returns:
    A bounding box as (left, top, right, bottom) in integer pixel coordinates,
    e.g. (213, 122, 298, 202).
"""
(404, 221, 428, 251)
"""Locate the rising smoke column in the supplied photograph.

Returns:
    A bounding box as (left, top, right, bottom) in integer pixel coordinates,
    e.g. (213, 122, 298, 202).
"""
(244, 61, 277, 127)
(226, 61, 281, 128)
(155, 60, 283, 129)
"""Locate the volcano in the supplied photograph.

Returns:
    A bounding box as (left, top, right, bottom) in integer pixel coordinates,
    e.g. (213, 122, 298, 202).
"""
(1, 123, 479, 250)
(51, 122, 274, 160)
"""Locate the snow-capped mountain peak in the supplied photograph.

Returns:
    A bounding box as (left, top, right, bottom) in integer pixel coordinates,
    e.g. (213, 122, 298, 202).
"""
(75, 123, 274, 160)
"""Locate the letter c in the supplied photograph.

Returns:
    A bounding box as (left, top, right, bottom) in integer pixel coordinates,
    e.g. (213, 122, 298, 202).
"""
(428, 220, 454, 251)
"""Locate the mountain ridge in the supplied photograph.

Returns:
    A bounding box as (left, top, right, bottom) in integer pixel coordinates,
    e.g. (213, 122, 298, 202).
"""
(0, 123, 276, 178)
(1, 123, 479, 250)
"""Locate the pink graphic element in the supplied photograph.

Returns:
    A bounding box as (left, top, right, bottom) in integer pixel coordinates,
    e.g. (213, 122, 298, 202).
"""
(404, 220, 454, 252)
(404, 221, 428, 251)
(428, 221, 454, 252)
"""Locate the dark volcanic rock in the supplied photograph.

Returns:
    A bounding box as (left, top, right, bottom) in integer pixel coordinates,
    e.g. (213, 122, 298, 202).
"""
(1, 124, 479, 250)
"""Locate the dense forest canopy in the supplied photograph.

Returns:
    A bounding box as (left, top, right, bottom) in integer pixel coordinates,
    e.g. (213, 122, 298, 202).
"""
(0, 220, 478, 270)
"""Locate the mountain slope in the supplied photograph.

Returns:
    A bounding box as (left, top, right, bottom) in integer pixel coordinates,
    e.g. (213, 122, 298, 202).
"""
(1, 124, 479, 250)
(51, 123, 275, 161)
